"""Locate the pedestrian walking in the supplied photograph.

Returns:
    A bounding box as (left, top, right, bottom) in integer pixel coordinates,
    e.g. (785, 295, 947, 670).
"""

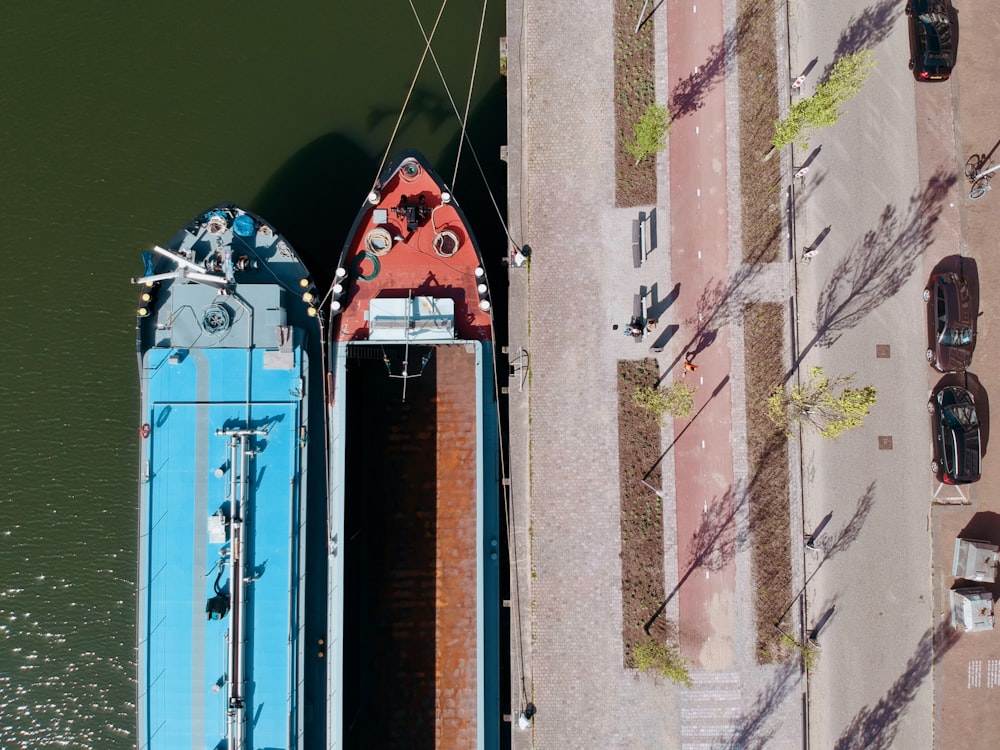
(683, 360, 698, 373)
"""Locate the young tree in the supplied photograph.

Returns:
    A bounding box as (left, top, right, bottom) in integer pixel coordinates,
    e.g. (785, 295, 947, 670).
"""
(772, 50, 875, 150)
(633, 381, 696, 419)
(633, 638, 692, 687)
(767, 366, 877, 439)
(779, 632, 820, 674)
(626, 102, 672, 165)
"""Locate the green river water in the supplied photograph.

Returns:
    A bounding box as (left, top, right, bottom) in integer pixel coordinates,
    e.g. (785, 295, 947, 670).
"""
(0, 2, 507, 746)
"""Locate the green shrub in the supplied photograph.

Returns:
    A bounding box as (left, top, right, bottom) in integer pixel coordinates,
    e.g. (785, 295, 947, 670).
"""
(632, 381, 696, 419)
(633, 638, 692, 686)
(626, 102, 672, 165)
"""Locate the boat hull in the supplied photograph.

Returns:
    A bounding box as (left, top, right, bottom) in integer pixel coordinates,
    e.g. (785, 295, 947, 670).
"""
(134, 205, 321, 750)
(327, 154, 501, 750)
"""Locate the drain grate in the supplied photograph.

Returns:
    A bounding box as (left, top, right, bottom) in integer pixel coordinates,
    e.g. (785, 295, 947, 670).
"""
(878, 435, 893, 450)
(876, 344, 891, 359)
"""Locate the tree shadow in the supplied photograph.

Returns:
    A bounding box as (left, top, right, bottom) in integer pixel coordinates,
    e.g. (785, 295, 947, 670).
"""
(833, 618, 960, 749)
(688, 482, 750, 573)
(789, 169, 956, 379)
(669, 5, 761, 120)
(817, 481, 876, 560)
(716, 661, 800, 749)
(670, 28, 734, 119)
(820, 0, 906, 82)
(647, 416, 793, 634)
(676, 263, 764, 356)
(645, 375, 731, 469)
(644, 480, 747, 633)
(776, 483, 876, 626)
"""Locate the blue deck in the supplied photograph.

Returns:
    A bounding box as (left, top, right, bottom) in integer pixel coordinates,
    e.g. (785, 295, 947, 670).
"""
(137, 344, 304, 749)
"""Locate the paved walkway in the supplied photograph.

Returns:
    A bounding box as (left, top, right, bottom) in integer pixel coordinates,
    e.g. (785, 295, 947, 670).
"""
(504, 0, 804, 747)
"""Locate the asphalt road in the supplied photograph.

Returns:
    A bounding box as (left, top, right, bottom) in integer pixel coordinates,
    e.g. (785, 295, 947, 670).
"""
(789, 1, 953, 747)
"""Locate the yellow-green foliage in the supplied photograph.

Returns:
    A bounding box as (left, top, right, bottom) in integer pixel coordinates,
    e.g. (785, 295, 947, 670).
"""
(768, 366, 877, 439)
(773, 50, 874, 150)
(632, 381, 696, 419)
(779, 632, 820, 674)
(633, 639, 692, 686)
(626, 102, 672, 165)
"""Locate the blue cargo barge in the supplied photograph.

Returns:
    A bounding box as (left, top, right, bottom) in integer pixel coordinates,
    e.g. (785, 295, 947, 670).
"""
(132, 205, 322, 749)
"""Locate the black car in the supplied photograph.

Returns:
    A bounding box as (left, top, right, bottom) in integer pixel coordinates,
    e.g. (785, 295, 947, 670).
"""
(924, 272, 975, 372)
(905, 1, 955, 81)
(928, 385, 981, 485)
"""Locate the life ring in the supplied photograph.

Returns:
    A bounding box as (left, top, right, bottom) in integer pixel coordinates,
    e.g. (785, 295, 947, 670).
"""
(140, 423, 151, 439)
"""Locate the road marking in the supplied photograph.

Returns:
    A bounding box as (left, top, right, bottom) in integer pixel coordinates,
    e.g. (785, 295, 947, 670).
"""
(705, 570, 709, 579)
(696, 126, 700, 135)
(697, 188, 701, 196)
(693, 5, 697, 13)
(697, 250, 702, 259)
(969, 660, 982, 688)
(699, 376, 704, 385)
(704, 501, 708, 513)
(989, 659, 1000, 687)
(701, 440, 705, 448)
(680, 671, 742, 748)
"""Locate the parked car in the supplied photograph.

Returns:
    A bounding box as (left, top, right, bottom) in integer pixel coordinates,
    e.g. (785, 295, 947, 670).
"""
(928, 385, 981, 485)
(905, 0, 956, 81)
(923, 272, 975, 372)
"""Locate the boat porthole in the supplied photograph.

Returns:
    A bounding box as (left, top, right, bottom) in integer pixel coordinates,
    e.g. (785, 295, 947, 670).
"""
(353, 251, 381, 282)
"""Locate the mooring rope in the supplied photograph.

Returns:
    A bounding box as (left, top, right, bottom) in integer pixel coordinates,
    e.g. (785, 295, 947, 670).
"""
(373, 0, 450, 188)
(450, 0, 488, 189)
(404, 0, 524, 255)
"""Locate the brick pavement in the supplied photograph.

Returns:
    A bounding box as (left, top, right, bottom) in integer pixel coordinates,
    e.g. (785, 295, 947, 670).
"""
(928, 1, 1000, 746)
(504, 0, 806, 747)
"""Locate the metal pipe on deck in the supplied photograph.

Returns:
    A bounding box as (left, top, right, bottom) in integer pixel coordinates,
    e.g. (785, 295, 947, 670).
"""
(152, 244, 207, 273)
(226, 432, 246, 748)
(217, 426, 265, 750)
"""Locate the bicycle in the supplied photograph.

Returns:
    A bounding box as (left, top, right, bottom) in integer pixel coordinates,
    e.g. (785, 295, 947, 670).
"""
(965, 154, 1000, 200)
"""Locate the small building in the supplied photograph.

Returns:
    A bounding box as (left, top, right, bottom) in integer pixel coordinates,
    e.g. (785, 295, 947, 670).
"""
(952, 537, 1000, 583)
(950, 588, 996, 632)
